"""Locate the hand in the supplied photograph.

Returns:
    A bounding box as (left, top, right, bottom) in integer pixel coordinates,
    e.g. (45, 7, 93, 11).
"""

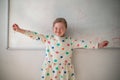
(98, 40, 109, 48)
(12, 24, 21, 32)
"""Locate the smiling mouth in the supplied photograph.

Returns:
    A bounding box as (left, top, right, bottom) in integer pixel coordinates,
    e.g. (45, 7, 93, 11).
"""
(56, 32, 61, 34)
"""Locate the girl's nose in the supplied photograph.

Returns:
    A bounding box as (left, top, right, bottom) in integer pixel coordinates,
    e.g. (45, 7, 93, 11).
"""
(57, 29, 60, 33)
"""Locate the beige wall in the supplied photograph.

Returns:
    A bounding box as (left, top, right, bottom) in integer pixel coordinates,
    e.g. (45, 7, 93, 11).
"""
(0, 0, 120, 80)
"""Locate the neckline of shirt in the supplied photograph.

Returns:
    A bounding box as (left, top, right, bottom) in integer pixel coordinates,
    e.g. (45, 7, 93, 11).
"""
(54, 35, 66, 40)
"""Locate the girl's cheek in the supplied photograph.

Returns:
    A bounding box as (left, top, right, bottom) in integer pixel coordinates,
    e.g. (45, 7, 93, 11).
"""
(53, 29, 56, 33)
(55, 30, 57, 33)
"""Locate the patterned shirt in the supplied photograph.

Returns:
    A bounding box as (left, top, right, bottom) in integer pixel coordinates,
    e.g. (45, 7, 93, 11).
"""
(24, 30, 98, 80)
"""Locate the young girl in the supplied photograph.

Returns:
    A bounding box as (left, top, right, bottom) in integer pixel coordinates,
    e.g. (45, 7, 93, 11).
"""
(12, 18, 109, 80)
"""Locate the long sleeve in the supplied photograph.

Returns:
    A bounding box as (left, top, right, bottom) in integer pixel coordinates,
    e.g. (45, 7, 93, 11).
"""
(24, 30, 47, 44)
(71, 39, 98, 49)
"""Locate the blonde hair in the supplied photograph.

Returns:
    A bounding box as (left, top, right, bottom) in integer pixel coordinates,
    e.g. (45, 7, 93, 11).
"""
(53, 18, 67, 28)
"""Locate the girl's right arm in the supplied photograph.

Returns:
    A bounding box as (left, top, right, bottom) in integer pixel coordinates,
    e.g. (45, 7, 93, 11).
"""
(12, 24, 47, 43)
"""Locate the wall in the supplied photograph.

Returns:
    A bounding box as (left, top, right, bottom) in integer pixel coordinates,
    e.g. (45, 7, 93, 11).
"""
(0, 0, 120, 80)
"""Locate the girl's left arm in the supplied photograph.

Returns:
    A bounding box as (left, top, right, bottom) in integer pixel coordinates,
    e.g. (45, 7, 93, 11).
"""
(71, 39, 109, 49)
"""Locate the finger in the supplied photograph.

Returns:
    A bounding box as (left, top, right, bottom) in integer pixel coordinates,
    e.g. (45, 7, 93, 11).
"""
(14, 28, 16, 31)
(13, 24, 18, 27)
(13, 25, 17, 31)
(13, 25, 17, 29)
(14, 24, 18, 26)
(103, 41, 108, 47)
(12, 24, 14, 27)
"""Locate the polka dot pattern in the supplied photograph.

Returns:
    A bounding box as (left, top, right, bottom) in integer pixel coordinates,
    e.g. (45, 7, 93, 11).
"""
(24, 31, 98, 80)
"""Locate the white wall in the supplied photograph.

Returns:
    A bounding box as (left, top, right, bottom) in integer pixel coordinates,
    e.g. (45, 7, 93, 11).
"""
(0, 0, 120, 80)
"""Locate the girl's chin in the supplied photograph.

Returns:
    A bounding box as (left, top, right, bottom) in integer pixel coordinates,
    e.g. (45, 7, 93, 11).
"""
(56, 34, 64, 37)
(57, 35, 62, 37)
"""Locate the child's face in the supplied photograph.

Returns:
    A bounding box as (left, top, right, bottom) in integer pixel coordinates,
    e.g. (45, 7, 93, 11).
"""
(53, 22, 66, 37)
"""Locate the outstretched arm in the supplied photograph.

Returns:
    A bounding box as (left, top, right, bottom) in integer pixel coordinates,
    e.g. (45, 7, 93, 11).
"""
(72, 38, 109, 49)
(12, 24, 46, 43)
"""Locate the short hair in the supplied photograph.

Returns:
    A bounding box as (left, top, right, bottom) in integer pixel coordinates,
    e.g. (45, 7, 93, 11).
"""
(53, 18, 67, 28)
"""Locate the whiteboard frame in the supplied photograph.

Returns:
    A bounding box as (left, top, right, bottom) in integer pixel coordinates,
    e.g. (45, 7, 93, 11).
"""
(6, 0, 45, 50)
(7, 0, 120, 50)
(7, 0, 10, 49)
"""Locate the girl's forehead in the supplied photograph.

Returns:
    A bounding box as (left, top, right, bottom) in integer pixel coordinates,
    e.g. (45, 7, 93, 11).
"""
(55, 22, 65, 25)
(54, 22, 65, 27)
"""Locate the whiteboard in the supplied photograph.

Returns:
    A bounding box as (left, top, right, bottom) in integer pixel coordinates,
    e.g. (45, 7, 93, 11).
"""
(8, 0, 120, 49)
